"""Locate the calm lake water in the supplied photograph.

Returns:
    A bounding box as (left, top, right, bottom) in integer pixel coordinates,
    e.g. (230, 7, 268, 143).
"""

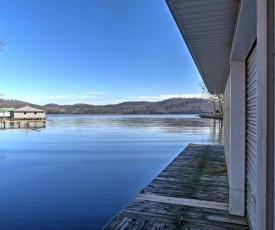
(0, 114, 223, 230)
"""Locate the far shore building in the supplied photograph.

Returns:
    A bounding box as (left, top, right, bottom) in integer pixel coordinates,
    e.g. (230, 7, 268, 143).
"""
(0, 108, 15, 118)
(10, 105, 46, 120)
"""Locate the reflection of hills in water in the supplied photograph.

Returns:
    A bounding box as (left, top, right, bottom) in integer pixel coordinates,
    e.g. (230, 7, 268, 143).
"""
(105, 117, 213, 130)
(47, 115, 223, 144)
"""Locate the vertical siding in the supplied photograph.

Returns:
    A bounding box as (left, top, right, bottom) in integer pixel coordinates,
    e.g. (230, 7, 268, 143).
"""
(246, 46, 257, 230)
(223, 72, 231, 176)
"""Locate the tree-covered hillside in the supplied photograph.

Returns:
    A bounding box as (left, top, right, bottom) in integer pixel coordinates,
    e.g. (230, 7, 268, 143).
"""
(0, 98, 212, 114)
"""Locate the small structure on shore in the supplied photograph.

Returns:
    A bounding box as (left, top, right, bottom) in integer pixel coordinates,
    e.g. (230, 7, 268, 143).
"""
(10, 105, 46, 120)
(0, 105, 46, 129)
(0, 108, 15, 118)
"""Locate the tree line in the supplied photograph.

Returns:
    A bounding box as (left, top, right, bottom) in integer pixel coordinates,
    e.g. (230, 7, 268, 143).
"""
(0, 98, 212, 114)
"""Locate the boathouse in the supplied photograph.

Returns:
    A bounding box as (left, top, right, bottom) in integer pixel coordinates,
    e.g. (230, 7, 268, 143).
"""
(10, 105, 46, 120)
(166, 0, 274, 229)
(0, 108, 15, 118)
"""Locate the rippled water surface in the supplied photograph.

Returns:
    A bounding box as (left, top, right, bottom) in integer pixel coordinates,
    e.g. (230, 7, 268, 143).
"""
(0, 114, 223, 229)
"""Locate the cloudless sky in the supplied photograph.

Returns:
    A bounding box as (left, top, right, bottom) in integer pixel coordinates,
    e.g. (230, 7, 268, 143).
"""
(0, 0, 202, 105)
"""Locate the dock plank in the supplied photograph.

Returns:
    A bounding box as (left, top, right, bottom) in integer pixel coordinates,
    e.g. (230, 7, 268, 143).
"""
(103, 144, 249, 229)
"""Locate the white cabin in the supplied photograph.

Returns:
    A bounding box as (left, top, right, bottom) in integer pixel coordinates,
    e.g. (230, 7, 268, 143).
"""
(10, 106, 46, 120)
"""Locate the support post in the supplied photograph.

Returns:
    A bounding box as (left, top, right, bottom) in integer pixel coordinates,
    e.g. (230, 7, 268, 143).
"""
(229, 61, 246, 216)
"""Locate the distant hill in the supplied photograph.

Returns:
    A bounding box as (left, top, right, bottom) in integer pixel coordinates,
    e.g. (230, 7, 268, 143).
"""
(0, 99, 44, 110)
(0, 98, 212, 114)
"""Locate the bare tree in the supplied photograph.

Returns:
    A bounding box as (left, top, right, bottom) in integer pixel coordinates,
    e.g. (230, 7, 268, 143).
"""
(200, 82, 216, 113)
(199, 82, 223, 115)
(217, 94, 224, 114)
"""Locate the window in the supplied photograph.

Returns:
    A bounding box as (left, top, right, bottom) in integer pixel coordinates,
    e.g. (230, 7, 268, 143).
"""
(24, 112, 26, 115)
(34, 112, 37, 115)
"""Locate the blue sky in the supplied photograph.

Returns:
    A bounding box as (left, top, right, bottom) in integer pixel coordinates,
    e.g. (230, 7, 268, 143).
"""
(0, 0, 202, 105)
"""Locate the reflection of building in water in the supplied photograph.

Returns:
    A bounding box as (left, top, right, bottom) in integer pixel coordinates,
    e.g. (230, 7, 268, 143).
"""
(0, 105, 46, 129)
(210, 119, 223, 145)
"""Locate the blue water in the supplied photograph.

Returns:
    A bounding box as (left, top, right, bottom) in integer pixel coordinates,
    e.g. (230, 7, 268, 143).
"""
(0, 114, 223, 229)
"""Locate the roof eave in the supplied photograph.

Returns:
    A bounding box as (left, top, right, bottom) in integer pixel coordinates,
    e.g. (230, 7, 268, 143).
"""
(166, 0, 212, 91)
(166, 0, 241, 94)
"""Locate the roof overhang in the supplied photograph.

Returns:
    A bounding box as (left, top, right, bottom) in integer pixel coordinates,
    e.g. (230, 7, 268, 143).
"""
(13, 106, 45, 112)
(166, 0, 241, 94)
(230, 0, 256, 61)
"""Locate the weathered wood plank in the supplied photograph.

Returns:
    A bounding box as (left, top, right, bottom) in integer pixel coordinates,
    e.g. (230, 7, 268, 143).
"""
(102, 144, 249, 230)
(136, 193, 229, 211)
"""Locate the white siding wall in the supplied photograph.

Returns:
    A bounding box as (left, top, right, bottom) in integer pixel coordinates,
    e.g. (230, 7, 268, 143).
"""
(13, 112, 45, 119)
(0, 112, 11, 117)
(256, 0, 274, 228)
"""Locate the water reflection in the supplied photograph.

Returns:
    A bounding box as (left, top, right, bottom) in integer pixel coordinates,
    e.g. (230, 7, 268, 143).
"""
(0, 114, 223, 230)
(211, 119, 223, 144)
(47, 114, 223, 145)
(0, 149, 4, 161)
(0, 121, 45, 129)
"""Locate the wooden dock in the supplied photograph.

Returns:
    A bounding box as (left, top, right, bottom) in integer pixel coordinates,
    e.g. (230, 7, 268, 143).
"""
(103, 144, 249, 229)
